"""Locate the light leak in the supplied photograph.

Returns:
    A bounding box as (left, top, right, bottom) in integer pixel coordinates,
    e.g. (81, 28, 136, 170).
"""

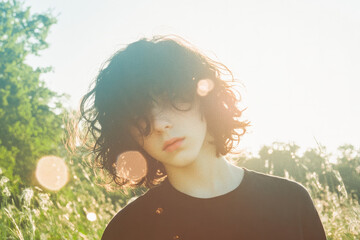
(35, 155, 69, 191)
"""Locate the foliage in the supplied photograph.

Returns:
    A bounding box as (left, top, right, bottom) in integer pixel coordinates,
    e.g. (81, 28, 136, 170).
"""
(0, 0, 69, 186)
(237, 141, 360, 203)
(0, 154, 137, 240)
(335, 144, 360, 201)
(0, 141, 359, 239)
(303, 169, 360, 239)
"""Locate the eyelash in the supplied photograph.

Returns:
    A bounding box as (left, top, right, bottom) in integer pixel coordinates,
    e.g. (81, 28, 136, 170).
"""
(171, 102, 192, 111)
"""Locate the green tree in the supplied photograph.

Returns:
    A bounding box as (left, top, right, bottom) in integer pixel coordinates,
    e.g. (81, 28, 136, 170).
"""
(334, 144, 360, 201)
(0, 0, 68, 187)
(237, 141, 359, 202)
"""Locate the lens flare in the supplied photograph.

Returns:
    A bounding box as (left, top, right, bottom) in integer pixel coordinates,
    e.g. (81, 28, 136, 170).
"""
(87, 212, 97, 222)
(116, 151, 147, 181)
(196, 78, 214, 96)
(35, 155, 69, 191)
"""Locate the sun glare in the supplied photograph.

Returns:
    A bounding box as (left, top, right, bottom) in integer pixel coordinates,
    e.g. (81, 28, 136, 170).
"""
(196, 78, 214, 96)
(35, 155, 69, 191)
(116, 151, 147, 181)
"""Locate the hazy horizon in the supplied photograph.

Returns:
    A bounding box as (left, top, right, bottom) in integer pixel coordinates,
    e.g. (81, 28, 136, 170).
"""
(24, 0, 360, 160)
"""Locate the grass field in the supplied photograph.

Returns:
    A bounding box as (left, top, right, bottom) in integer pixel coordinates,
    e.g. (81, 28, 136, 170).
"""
(1, 153, 359, 240)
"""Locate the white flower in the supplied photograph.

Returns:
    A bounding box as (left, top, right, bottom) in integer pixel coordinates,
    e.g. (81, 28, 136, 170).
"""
(21, 188, 34, 207)
(2, 187, 11, 197)
(40, 233, 48, 240)
(32, 209, 40, 217)
(38, 193, 52, 211)
(0, 176, 9, 186)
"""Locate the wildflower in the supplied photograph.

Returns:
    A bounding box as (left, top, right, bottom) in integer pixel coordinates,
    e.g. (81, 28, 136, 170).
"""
(66, 202, 73, 213)
(2, 186, 11, 197)
(0, 176, 9, 186)
(40, 233, 48, 240)
(38, 193, 52, 211)
(20, 188, 34, 207)
(32, 209, 40, 217)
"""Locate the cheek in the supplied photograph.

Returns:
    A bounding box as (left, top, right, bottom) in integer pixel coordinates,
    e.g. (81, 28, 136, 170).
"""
(141, 136, 160, 154)
(187, 112, 207, 141)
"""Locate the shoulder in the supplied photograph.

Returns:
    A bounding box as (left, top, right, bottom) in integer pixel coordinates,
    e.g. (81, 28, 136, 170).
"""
(101, 195, 146, 240)
(243, 168, 317, 222)
(244, 168, 310, 202)
(101, 183, 165, 240)
(243, 168, 326, 238)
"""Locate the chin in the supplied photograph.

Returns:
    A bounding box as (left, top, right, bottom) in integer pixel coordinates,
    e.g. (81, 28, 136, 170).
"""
(171, 150, 200, 167)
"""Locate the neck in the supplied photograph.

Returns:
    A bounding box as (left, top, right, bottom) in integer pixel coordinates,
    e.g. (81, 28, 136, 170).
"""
(163, 133, 244, 199)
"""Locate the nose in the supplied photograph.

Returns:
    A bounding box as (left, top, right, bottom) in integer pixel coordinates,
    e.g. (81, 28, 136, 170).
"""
(152, 112, 173, 134)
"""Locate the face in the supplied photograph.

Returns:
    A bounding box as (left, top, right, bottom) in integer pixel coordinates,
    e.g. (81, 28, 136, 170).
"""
(130, 96, 208, 168)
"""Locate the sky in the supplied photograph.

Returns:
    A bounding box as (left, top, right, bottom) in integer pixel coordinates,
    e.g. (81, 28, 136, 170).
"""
(25, 0, 360, 160)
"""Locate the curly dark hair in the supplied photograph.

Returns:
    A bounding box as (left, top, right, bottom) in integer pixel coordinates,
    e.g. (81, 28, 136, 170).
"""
(77, 35, 251, 190)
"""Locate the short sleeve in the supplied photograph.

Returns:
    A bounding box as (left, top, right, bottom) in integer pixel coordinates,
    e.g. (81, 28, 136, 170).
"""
(298, 185, 327, 240)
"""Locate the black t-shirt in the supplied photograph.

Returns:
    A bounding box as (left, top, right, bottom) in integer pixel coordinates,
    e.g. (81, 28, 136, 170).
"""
(101, 168, 327, 240)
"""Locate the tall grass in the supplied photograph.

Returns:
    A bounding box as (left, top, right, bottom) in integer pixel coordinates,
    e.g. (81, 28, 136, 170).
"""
(1, 147, 359, 239)
(0, 158, 134, 240)
(304, 171, 360, 239)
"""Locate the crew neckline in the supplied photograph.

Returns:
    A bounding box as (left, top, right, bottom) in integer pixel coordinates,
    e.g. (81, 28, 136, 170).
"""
(161, 167, 249, 201)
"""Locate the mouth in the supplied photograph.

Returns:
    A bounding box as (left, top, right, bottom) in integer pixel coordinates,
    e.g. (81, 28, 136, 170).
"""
(163, 137, 185, 152)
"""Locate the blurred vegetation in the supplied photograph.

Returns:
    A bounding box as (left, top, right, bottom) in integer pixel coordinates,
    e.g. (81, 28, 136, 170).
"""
(0, 0, 69, 190)
(235, 142, 360, 203)
(1, 140, 360, 239)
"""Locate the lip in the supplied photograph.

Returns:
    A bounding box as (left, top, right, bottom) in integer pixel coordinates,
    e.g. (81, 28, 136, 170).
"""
(163, 137, 185, 152)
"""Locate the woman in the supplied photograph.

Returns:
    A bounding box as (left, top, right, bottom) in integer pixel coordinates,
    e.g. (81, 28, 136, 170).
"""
(79, 35, 327, 239)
